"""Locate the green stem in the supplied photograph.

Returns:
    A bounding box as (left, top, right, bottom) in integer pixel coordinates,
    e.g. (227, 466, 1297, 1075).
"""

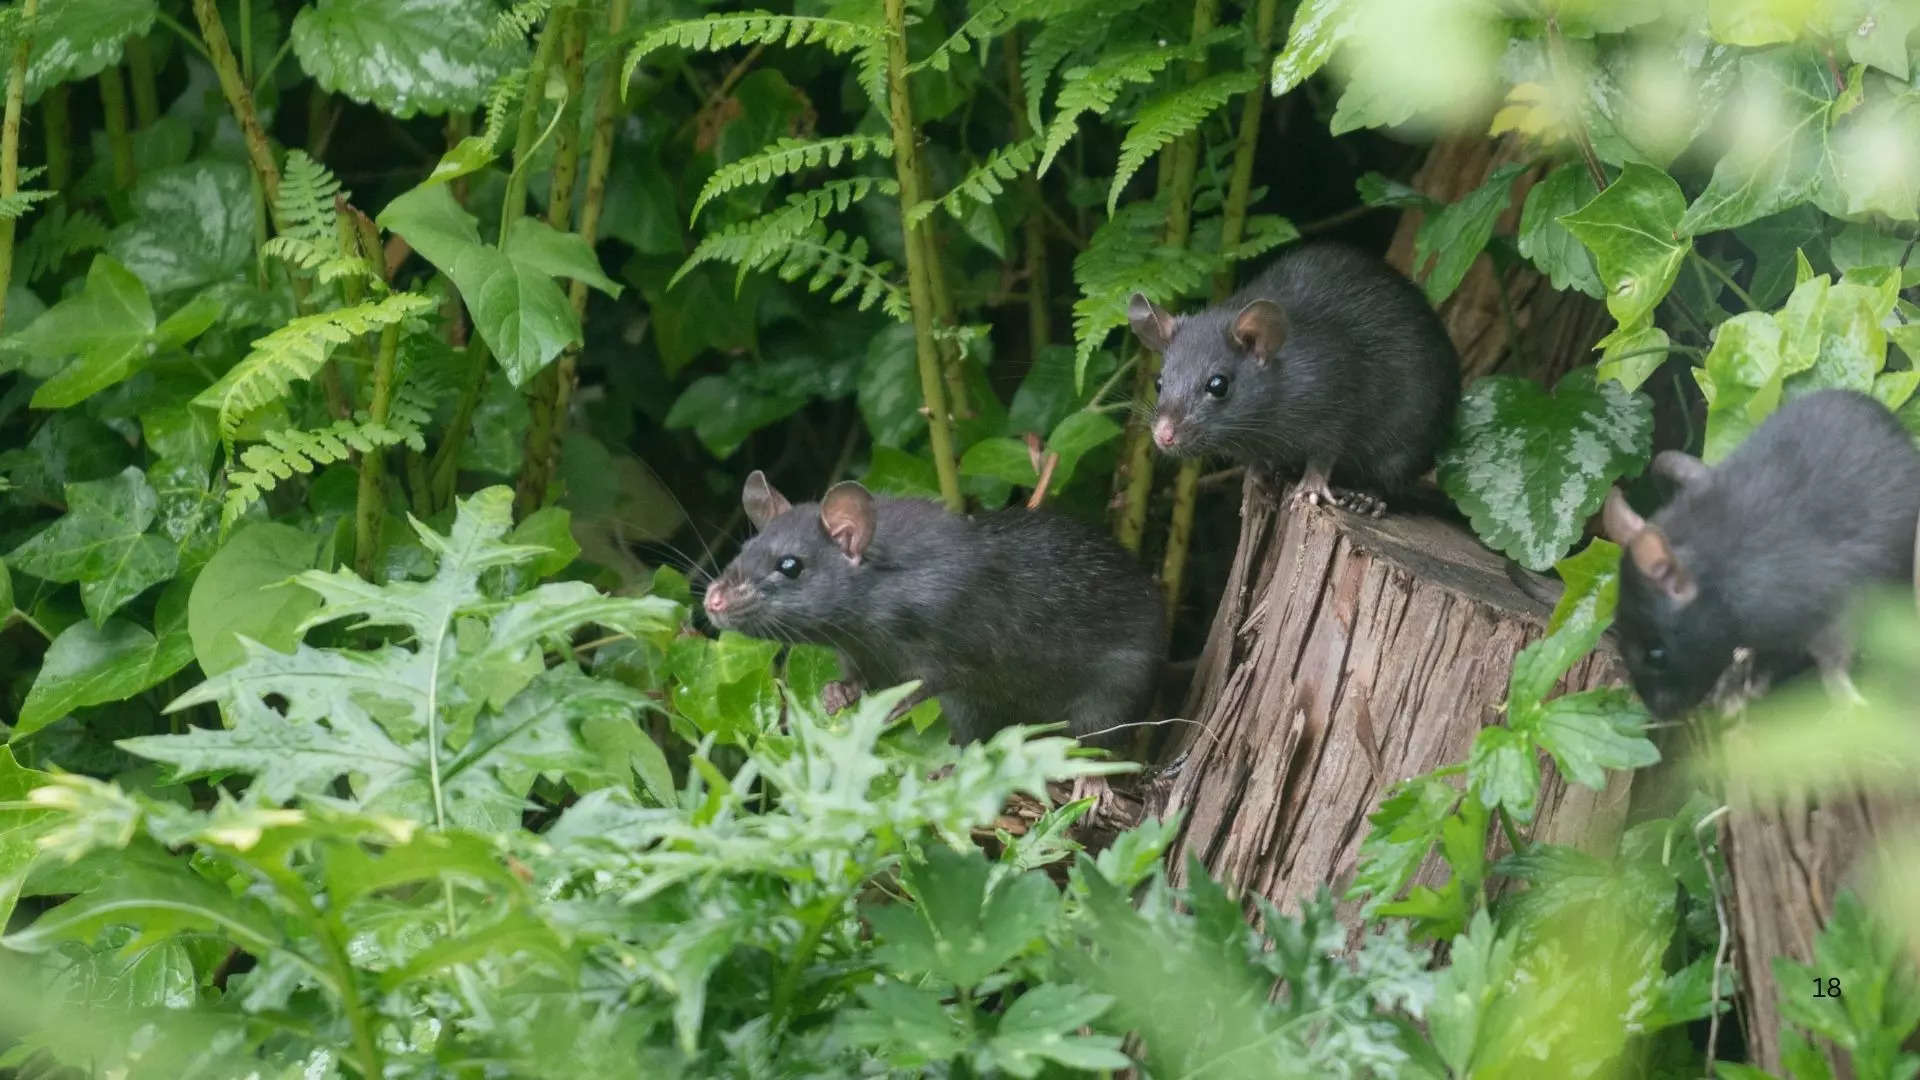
(41, 83, 68, 192)
(1004, 33, 1051, 351)
(1116, 0, 1218, 554)
(885, 0, 963, 511)
(99, 66, 136, 189)
(515, 5, 590, 519)
(1691, 249, 1758, 311)
(922, 224, 972, 419)
(771, 893, 846, 1026)
(353, 322, 400, 578)
(238, 0, 254, 85)
(0, 0, 34, 330)
(307, 89, 334, 158)
(1498, 806, 1528, 855)
(153, 11, 213, 64)
(192, 0, 284, 219)
(126, 36, 160, 129)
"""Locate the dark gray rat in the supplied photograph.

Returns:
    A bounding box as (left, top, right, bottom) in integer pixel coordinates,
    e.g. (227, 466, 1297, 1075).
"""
(1127, 242, 1461, 516)
(1600, 388, 1920, 719)
(701, 471, 1165, 747)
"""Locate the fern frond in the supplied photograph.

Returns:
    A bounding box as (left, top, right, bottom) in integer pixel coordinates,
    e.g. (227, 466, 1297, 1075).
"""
(1020, 0, 1152, 131)
(1108, 71, 1260, 213)
(196, 293, 437, 444)
(908, 138, 1039, 226)
(262, 237, 373, 286)
(624, 13, 887, 89)
(274, 150, 345, 249)
(0, 188, 54, 222)
(913, 0, 1041, 74)
(1038, 32, 1233, 176)
(675, 177, 896, 290)
(771, 229, 908, 320)
(1071, 202, 1220, 384)
(490, 0, 551, 45)
(17, 205, 109, 283)
(221, 381, 434, 527)
(692, 135, 893, 222)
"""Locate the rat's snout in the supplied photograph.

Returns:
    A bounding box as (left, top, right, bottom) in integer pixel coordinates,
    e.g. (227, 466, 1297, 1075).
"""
(703, 583, 738, 618)
(1151, 414, 1178, 450)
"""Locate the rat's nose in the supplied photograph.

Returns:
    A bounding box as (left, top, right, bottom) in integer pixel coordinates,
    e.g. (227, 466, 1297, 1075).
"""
(703, 587, 730, 615)
(1151, 416, 1177, 449)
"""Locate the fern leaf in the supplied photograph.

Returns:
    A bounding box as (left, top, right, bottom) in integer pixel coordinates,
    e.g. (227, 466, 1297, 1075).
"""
(675, 178, 896, 290)
(17, 205, 109, 284)
(1107, 71, 1260, 213)
(1020, 0, 1153, 131)
(1070, 202, 1219, 386)
(624, 13, 887, 89)
(274, 150, 346, 249)
(773, 229, 909, 320)
(0, 188, 52, 222)
(908, 138, 1039, 226)
(691, 135, 893, 222)
(1038, 34, 1233, 176)
(490, 0, 550, 45)
(220, 378, 434, 526)
(913, 0, 1042, 74)
(196, 293, 436, 444)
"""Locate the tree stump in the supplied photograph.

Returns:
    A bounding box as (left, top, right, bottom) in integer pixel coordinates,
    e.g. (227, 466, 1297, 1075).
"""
(1145, 480, 1634, 925)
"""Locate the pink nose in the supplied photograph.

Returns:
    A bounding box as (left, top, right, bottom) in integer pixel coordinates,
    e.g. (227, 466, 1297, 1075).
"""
(703, 588, 730, 615)
(1152, 417, 1176, 449)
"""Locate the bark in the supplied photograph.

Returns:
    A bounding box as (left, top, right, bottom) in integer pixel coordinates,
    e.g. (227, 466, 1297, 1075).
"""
(1384, 134, 1611, 383)
(1143, 480, 1634, 927)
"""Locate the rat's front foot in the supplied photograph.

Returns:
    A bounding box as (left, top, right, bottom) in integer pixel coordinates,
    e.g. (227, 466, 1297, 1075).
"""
(1291, 470, 1336, 511)
(1330, 488, 1387, 517)
(820, 680, 862, 714)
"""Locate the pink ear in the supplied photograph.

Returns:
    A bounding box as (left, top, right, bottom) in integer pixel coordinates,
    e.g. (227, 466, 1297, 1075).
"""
(742, 470, 791, 530)
(819, 481, 876, 563)
(1127, 293, 1176, 352)
(1230, 299, 1288, 362)
(1599, 488, 1644, 544)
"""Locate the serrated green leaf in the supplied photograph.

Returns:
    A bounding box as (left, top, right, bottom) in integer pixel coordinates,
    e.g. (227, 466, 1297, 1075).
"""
(870, 847, 1060, 988)
(292, 0, 524, 119)
(1560, 162, 1690, 328)
(21, 0, 157, 104)
(839, 980, 972, 1063)
(1518, 163, 1603, 299)
(1522, 687, 1659, 790)
(105, 161, 254, 297)
(1108, 72, 1260, 215)
(1547, 537, 1621, 638)
(1680, 49, 1835, 234)
(1437, 371, 1653, 571)
(1415, 164, 1523, 305)
(16, 254, 156, 409)
(1348, 772, 1461, 906)
(1469, 725, 1540, 822)
(2, 859, 287, 962)
(7, 467, 177, 625)
(989, 984, 1129, 1076)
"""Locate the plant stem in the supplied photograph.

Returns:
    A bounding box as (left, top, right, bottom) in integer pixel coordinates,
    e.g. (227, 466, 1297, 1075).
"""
(885, 0, 963, 511)
(353, 322, 401, 578)
(193, 0, 284, 218)
(0, 0, 34, 330)
(41, 83, 69, 191)
(99, 66, 136, 189)
(515, 5, 590, 519)
(1116, 0, 1219, 554)
(127, 36, 160, 129)
(432, 13, 566, 509)
(1004, 32, 1051, 351)
(922, 225, 972, 419)
(1691, 249, 1758, 311)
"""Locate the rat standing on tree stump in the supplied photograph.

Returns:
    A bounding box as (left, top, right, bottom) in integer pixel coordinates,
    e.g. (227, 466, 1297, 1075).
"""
(702, 471, 1165, 747)
(1128, 242, 1462, 516)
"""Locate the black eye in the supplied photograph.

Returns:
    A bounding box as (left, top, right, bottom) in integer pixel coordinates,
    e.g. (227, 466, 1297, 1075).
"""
(1154, 375, 1163, 393)
(776, 556, 803, 578)
(1644, 646, 1667, 669)
(1205, 374, 1229, 398)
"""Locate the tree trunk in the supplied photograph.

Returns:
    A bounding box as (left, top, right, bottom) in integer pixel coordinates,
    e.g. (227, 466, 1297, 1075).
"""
(1143, 481, 1633, 926)
(1384, 134, 1610, 383)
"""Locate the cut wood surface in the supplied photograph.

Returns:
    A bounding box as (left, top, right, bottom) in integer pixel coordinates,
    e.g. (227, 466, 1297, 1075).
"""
(1143, 479, 1634, 926)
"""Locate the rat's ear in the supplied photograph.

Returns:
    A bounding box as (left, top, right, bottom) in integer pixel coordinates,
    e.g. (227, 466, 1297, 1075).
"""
(1599, 487, 1644, 545)
(819, 481, 877, 564)
(1230, 299, 1288, 364)
(1127, 293, 1176, 352)
(1627, 528, 1698, 605)
(742, 470, 791, 530)
(1652, 450, 1711, 491)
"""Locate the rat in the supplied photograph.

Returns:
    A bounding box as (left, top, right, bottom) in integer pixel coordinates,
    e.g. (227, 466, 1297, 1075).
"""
(1128, 242, 1461, 516)
(1599, 388, 1920, 719)
(701, 471, 1165, 747)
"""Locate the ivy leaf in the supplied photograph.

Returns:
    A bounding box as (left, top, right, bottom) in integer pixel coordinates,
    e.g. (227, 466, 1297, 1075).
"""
(1560, 162, 1690, 329)
(1595, 324, 1671, 392)
(1802, 275, 1896, 394)
(1520, 688, 1659, 790)
(0, 748, 54, 927)
(21, 0, 158, 104)
(1412, 163, 1524, 305)
(1679, 50, 1835, 235)
(291, 0, 524, 119)
(16, 613, 193, 741)
(187, 523, 325, 676)
(1696, 311, 1787, 463)
(12, 255, 155, 409)
(377, 184, 580, 386)
(1735, 204, 1826, 309)
(1830, 0, 1920, 79)
(7, 467, 178, 625)
(1547, 537, 1621, 637)
(105, 161, 255, 297)
(1437, 371, 1653, 571)
(1517, 163, 1602, 299)
(1706, 0, 1810, 46)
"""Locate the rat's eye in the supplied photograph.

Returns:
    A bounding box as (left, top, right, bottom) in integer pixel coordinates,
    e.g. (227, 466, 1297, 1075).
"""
(1154, 375, 1163, 393)
(1205, 374, 1230, 398)
(776, 556, 803, 579)
(1643, 645, 1667, 670)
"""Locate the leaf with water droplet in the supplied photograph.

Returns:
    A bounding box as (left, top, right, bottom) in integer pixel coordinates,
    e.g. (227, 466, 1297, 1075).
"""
(1560, 163, 1689, 329)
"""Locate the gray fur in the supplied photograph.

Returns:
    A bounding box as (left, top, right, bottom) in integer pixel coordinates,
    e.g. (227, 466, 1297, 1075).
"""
(1611, 389, 1920, 718)
(706, 484, 1165, 747)
(1132, 242, 1461, 499)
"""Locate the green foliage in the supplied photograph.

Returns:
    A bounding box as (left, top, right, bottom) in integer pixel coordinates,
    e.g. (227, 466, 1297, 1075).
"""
(291, 0, 525, 119)
(260, 150, 370, 287)
(221, 380, 434, 526)
(1109, 71, 1260, 214)
(691, 134, 893, 222)
(911, 137, 1041, 224)
(623, 13, 889, 101)
(18, 0, 156, 103)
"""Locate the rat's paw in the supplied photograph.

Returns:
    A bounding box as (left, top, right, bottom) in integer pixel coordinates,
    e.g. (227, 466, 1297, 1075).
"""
(1291, 473, 1335, 511)
(1332, 489, 1387, 517)
(820, 680, 862, 714)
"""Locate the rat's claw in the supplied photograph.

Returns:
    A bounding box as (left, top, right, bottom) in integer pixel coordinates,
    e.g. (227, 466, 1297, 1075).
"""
(1292, 474, 1336, 510)
(1332, 489, 1387, 517)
